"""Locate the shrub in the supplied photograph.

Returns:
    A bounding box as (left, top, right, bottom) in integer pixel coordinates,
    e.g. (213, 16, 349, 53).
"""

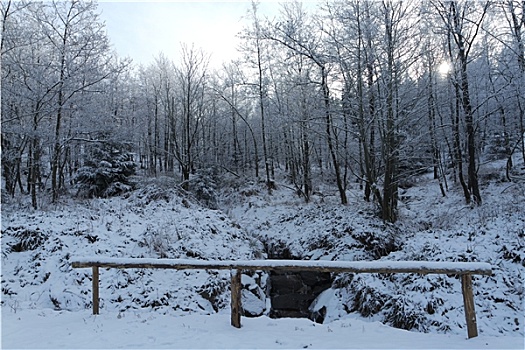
(350, 280, 387, 317)
(74, 140, 136, 198)
(383, 296, 428, 331)
(187, 167, 219, 209)
(5, 226, 48, 253)
(196, 275, 230, 312)
(351, 230, 401, 259)
(139, 227, 175, 258)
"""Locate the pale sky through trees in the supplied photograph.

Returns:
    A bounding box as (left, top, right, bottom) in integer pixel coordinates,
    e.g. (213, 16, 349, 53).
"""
(98, 1, 298, 67)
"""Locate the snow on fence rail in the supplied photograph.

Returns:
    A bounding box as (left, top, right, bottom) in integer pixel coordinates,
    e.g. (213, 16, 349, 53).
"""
(71, 257, 492, 339)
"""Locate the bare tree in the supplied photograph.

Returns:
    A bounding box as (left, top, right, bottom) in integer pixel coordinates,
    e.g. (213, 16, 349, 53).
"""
(213, 62, 260, 177)
(268, 2, 348, 204)
(174, 44, 209, 189)
(323, 0, 420, 221)
(432, 0, 489, 205)
(500, 1, 525, 166)
(240, 1, 275, 192)
(31, 0, 113, 201)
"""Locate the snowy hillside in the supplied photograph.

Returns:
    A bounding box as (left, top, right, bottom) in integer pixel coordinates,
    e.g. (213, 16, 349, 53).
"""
(2, 162, 524, 348)
(224, 162, 524, 337)
(1, 177, 265, 317)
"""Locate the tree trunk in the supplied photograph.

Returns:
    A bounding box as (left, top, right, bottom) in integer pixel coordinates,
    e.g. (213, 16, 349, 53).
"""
(453, 82, 471, 204)
(321, 66, 347, 205)
(255, 26, 273, 193)
(454, 3, 482, 205)
(427, 55, 446, 197)
(51, 86, 64, 202)
(381, 1, 398, 223)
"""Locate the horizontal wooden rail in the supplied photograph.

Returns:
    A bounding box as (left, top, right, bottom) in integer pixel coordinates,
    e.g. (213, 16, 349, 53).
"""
(71, 257, 492, 339)
(72, 257, 492, 275)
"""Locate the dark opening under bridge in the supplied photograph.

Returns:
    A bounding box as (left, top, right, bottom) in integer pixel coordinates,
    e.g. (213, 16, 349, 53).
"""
(71, 257, 492, 339)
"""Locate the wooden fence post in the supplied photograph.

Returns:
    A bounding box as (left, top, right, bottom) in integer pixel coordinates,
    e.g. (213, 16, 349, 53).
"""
(92, 266, 99, 315)
(461, 274, 478, 338)
(231, 269, 241, 328)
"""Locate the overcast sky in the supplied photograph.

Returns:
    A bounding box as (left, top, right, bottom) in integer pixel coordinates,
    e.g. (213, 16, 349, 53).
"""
(97, 1, 288, 67)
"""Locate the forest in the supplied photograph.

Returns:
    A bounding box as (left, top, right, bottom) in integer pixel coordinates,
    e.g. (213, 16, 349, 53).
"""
(1, 0, 524, 220)
(2, 2, 525, 347)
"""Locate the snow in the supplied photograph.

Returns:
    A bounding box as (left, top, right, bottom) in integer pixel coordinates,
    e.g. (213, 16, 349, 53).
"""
(2, 162, 524, 348)
(224, 162, 524, 337)
(2, 308, 522, 349)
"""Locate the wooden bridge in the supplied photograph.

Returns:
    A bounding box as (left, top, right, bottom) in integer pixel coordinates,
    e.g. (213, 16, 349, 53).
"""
(71, 257, 492, 339)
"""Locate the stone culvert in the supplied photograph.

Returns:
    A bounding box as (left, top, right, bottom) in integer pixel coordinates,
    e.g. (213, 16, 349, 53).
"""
(265, 241, 332, 323)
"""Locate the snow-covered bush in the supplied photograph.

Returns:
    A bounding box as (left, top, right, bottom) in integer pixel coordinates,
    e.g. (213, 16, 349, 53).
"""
(139, 225, 177, 258)
(351, 230, 401, 259)
(186, 167, 220, 209)
(349, 280, 386, 317)
(128, 181, 173, 207)
(74, 140, 136, 198)
(196, 273, 230, 312)
(383, 295, 430, 331)
(3, 226, 48, 253)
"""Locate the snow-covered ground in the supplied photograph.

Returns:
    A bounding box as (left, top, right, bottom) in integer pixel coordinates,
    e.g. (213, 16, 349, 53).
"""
(1, 178, 262, 318)
(225, 168, 524, 338)
(2, 160, 524, 348)
(2, 308, 522, 349)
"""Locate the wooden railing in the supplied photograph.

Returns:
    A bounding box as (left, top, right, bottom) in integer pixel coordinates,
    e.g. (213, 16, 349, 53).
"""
(71, 257, 492, 339)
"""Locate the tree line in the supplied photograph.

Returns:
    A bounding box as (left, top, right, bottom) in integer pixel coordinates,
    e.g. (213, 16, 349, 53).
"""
(2, 0, 524, 222)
